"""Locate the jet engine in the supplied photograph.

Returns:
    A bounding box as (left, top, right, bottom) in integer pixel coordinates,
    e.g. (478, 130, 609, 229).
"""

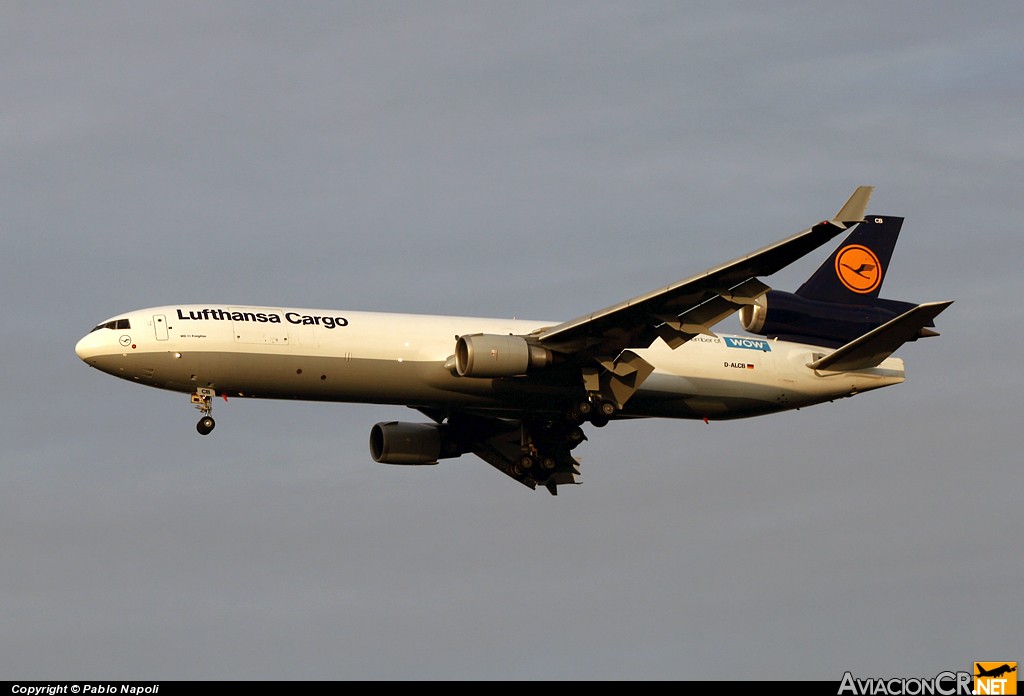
(369, 421, 464, 465)
(454, 334, 551, 377)
(737, 296, 769, 335)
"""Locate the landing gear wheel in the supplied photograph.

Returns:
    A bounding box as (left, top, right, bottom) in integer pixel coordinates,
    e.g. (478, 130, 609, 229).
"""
(587, 400, 615, 427)
(197, 416, 216, 435)
(519, 455, 535, 470)
(540, 456, 556, 470)
(568, 399, 593, 425)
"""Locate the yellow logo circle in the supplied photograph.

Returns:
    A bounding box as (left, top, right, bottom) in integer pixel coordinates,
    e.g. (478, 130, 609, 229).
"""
(835, 244, 882, 294)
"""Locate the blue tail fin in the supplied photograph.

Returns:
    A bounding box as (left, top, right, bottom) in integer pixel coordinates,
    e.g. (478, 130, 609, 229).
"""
(795, 216, 903, 304)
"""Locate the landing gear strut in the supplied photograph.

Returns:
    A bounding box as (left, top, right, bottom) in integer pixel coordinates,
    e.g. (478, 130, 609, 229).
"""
(191, 387, 217, 435)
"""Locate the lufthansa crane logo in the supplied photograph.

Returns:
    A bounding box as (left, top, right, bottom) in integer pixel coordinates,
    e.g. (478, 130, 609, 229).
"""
(835, 244, 882, 294)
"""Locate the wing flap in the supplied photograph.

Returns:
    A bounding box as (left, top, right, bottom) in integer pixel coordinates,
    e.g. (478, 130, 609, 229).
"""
(657, 278, 771, 348)
(597, 350, 656, 409)
(808, 301, 953, 372)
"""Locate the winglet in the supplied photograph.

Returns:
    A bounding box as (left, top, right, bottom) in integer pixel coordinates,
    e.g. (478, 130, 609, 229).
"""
(831, 185, 875, 228)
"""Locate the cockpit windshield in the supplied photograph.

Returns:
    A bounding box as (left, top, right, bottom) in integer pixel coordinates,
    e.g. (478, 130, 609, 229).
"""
(90, 318, 131, 333)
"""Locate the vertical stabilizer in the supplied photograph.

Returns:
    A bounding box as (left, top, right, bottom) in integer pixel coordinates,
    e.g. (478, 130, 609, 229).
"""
(796, 215, 903, 304)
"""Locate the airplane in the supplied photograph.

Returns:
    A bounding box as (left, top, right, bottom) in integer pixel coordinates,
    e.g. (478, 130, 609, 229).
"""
(976, 664, 1017, 679)
(75, 186, 951, 494)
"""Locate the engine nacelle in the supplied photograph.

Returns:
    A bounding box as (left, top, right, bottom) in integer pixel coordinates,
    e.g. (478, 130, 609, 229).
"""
(369, 422, 463, 465)
(738, 296, 768, 334)
(454, 334, 551, 378)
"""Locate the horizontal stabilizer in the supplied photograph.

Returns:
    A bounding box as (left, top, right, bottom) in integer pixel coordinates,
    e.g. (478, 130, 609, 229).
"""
(808, 301, 953, 372)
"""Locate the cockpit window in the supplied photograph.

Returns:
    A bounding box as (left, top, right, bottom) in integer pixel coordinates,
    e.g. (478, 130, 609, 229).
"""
(90, 318, 131, 332)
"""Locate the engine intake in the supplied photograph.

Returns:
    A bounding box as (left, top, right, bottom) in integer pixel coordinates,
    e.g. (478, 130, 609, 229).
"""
(454, 334, 551, 378)
(738, 297, 768, 334)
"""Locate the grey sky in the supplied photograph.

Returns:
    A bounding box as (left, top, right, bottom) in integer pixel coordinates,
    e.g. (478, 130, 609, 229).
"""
(2, 1, 1021, 679)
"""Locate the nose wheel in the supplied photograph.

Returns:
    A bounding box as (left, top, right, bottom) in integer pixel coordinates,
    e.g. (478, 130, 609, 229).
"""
(191, 388, 218, 435)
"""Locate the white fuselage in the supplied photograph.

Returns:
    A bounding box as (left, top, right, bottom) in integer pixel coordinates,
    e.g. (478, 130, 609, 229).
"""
(75, 304, 905, 421)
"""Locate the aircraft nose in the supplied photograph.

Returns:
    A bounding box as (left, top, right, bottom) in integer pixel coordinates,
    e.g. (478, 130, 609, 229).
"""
(75, 334, 90, 361)
(75, 331, 103, 362)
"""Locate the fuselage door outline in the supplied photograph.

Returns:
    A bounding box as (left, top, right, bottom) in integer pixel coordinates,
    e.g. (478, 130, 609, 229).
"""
(153, 314, 169, 341)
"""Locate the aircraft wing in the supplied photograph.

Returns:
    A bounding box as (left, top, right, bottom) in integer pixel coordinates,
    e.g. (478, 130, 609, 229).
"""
(534, 186, 875, 357)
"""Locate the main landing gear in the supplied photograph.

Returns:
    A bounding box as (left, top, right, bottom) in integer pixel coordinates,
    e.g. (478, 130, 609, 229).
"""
(567, 395, 618, 428)
(191, 387, 217, 435)
(506, 395, 617, 482)
(511, 420, 587, 478)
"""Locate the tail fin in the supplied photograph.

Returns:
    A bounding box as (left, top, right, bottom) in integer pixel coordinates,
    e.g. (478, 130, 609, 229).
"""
(796, 216, 903, 304)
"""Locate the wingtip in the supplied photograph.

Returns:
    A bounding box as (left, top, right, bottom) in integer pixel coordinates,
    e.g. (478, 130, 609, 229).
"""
(832, 185, 875, 226)
(920, 299, 955, 315)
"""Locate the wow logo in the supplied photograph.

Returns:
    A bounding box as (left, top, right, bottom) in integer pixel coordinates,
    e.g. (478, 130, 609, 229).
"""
(724, 337, 772, 352)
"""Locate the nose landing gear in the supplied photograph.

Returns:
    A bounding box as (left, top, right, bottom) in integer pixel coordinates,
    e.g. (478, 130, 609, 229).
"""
(191, 387, 217, 435)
